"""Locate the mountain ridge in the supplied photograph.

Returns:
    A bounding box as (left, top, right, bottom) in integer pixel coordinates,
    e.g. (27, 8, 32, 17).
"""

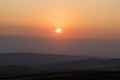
(0, 52, 93, 66)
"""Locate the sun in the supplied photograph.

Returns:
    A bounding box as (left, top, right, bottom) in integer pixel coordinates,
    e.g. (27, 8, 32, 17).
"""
(56, 28, 61, 33)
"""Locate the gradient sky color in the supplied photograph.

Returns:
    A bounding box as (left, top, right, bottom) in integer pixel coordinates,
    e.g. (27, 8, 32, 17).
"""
(0, 0, 120, 57)
(0, 0, 120, 39)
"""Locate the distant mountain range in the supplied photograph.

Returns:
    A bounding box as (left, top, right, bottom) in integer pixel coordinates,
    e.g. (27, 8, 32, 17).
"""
(48, 58, 120, 71)
(0, 53, 120, 73)
(0, 53, 93, 66)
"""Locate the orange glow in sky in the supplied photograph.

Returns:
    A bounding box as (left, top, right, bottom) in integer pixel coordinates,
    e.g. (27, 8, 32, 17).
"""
(0, 0, 120, 39)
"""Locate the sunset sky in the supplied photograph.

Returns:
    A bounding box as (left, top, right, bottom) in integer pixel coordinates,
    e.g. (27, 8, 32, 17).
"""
(0, 0, 120, 57)
(0, 0, 120, 39)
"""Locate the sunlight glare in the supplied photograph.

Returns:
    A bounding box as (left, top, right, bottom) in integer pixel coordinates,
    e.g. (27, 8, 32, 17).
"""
(56, 28, 62, 33)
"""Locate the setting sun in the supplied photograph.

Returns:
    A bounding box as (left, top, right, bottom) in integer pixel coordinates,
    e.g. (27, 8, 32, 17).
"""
(56, 28, 62, 33)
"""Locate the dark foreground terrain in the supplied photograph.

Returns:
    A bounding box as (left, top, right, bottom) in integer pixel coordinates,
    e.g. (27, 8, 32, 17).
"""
(1, 53, 120, 80)
(1, 71, 120, 80)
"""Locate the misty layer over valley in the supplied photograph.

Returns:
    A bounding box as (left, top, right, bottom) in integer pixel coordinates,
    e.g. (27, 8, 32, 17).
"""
(0, 53, 120, 72)
(0, 36, 120, 57)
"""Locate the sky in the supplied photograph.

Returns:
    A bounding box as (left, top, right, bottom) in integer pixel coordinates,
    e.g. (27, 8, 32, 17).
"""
(0, 0, 120, 57)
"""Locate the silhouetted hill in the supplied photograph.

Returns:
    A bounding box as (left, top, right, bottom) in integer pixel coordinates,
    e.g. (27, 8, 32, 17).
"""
(0, 53, 92, 66)
(48, 58, 120, 71)
(0, 53, 120, 73)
